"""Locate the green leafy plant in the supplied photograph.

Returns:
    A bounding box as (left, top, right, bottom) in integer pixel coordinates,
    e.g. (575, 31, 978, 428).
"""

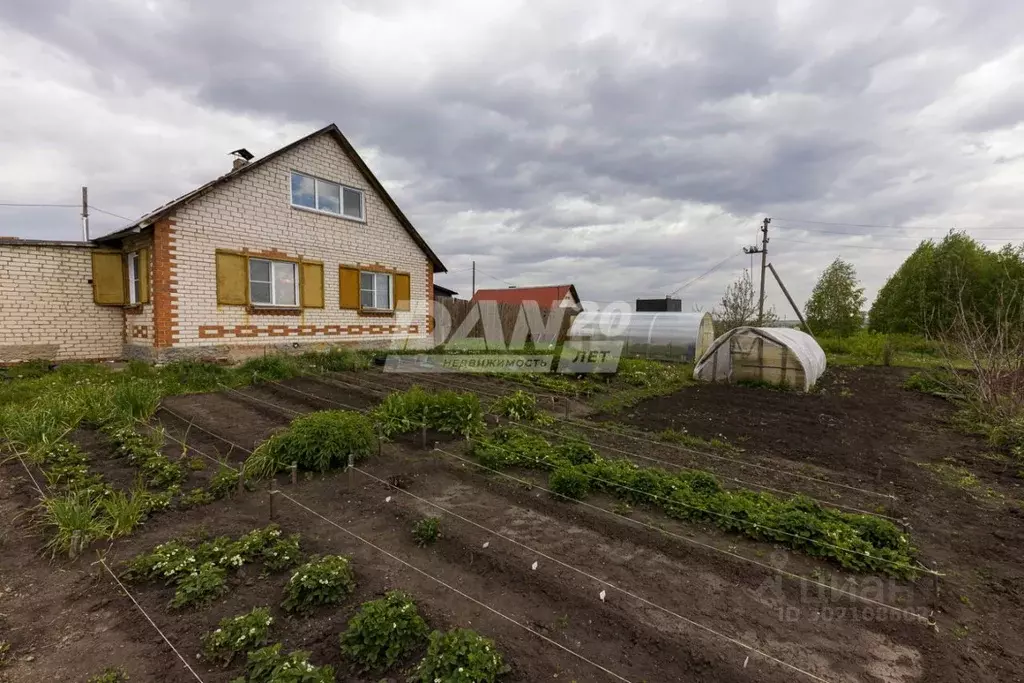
(208, 467, 242, 498)
(100, 489, 149, 537)
(109, 379, 163, 426)
(340, 591, 428, 672)
(169, 562, 228, 609)
(245, 410, 375, 478)
(548, 467, 589, 501)
(235, 644, 335, 683)
(300, 348, 370, 372)
(180, 487, 216, 508)
(371, 387, 484, 439)
(202, 607, 274, 665)
(412, 517, 441, 547)
(238, 355, 304, 383)
(409, 629, 507, 683)
(492, 391, 540, 421)
(86, 667, 130, 683)
(282, 555, 356, 613)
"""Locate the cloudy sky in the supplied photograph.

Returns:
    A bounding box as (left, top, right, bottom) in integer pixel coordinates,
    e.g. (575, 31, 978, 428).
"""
(2, 1, 1024, 315)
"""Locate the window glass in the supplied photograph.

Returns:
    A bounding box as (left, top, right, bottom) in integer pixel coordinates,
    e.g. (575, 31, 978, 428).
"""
(317, 179, 341, 214)
(290, 173, 316, 209)
(342, 187, 363, 219)
(249, 258, 271, 282)
(127, 252, 140, 304)
(375, 272, 391, 309)
(360, 289, 374, 309)
(273, 261, 297, 306)
(250, 282, 272, 305)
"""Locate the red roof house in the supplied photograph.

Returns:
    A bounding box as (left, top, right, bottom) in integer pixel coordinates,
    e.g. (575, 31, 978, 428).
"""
(472, 284, 582, 312)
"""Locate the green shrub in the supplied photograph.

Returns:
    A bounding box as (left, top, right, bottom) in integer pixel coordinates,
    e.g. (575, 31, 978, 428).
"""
(202, 607, 274, 665)
(492, 391, 540, 421)
(371, 387, 484, 438)
(412, 517, 441, 546)
(410, 629, 507, 683)
(548, 467, 589, 500)
(340, 591, 428, 672)
(300, 349, 370, 372)
(282, 555, 356, 613)
(86, 667, 130, 683)
(237, 644, 335, 683)
(554, 439, 598, 465)
(246, 411, 375, 478)
(169, 562, 228, 609)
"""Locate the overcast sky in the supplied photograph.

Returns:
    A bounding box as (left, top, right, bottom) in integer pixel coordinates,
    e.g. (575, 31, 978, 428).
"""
(2, 1, 1024, 315)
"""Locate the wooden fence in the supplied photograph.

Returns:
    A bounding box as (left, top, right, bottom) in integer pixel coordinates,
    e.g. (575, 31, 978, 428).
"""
(434, 298, 574, 348)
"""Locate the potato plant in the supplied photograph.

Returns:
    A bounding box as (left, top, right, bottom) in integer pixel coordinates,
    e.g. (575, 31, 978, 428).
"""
(282, 555, 356, 613)
(339, 591, 428, 672)
(234, 644, 334, 683)
(410, 629, 507, 683)
(202, 607, 274, 665)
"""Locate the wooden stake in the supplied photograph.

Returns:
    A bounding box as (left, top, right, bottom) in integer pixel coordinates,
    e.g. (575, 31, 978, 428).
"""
(236, 470, 245, 495)
(376, 427, 382, 457)
(347, 452, 355, 490)
(70, 530, 81, 560)
(290, 462, 298, 485)
(268, 480, 275, 520)
(421, 423, 427, 449)
(932, 561, 941, 609)
(564, 396, 570, 418)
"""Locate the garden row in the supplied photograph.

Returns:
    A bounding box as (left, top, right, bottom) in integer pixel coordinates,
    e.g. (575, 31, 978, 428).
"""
(96, 524, 506, 683)
(237, 385, 920, 578)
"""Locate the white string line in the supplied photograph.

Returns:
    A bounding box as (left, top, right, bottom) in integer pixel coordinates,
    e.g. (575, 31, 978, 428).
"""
(263, 379, 371, 413)
(161, 387, 940, 607)
(466, 436, 936, 578)
(361, 371, 898, 502)
(156, 405, 252, 455)
(222, 386, 304, 417)
(335, 373, 899, 518)
(433, 446, 935, 619)
(245, 380, 935, 577)
(146, 425, 634, 680)
(275, 491, 636, 683)
(97, 558, 207, 682)
(150, 399, 928, 679)
(353, 466, 858, 680)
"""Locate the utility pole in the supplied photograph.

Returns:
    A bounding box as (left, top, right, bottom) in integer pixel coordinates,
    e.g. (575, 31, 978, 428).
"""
(81, 186, 90, 241)
(471, 260, 476, 296)
(743, 217, 770, 324)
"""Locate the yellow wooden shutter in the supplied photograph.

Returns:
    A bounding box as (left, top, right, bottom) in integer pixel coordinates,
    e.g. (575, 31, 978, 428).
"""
(339, 266, 360, 309)
(216, 251, 249, 305)
(300, 262, 324, 308)
(138, 248, 151, 304)
(91, 251, 126, 306)
(394, 272, 411, 311)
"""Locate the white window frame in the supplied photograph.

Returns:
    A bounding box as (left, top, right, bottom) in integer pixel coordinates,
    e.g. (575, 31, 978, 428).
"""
(248, 258, 300, 308)
(126, 251, 141, 305)
(290, 171, 365, 222)
(359, 271, 393, 311)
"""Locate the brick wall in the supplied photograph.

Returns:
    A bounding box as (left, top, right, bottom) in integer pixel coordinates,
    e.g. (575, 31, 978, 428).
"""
(123, 232, 154, 350)
(0, 244, 123, 362)
(167, 132, 433, 357)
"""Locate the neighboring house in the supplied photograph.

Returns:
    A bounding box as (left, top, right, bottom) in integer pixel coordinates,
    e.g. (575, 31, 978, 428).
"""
(0, 124, 446, 363)
(472, 285, 582, 313)
(433, 283, 459, 300)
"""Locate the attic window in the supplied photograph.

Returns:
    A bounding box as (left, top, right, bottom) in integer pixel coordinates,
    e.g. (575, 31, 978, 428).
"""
(290, 171, 364, 221)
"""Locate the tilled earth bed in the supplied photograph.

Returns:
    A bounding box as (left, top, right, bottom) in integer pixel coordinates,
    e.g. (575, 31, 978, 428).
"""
(2, 368, 1022, 683)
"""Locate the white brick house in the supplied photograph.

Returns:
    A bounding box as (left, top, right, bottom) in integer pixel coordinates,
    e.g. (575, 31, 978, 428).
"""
(0, 124, 446, 363)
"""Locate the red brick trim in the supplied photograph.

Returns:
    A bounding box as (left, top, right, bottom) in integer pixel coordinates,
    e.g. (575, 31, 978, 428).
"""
(197, 323, 419, 340)
(426, 261, 434, 333)
(152, 218, 179, 348)
(246, 306, 302, 316)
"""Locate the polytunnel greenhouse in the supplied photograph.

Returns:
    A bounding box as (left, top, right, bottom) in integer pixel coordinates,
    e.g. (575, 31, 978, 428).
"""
(566, 311, 716, 363)
(693, 326, 826, 391)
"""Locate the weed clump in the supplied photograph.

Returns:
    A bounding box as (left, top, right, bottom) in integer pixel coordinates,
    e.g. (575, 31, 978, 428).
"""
(492, 390, 541, 422)
(548, 467, 589, 500)
(86, 668, 130, 683)
(412, 517, 441, 546)
(340, 591, 428, 672)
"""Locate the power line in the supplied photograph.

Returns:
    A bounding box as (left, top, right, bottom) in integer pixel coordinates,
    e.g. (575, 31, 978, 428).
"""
(88, 205, 134, 221)
(782, 238, 920, 252)
(776, 224, 1022, 242)
(0, 202, 79, 208)
(774, 217, 1024, 231)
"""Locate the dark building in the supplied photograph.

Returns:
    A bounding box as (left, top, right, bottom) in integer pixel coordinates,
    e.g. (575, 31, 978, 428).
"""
(635, 297, 682, 312)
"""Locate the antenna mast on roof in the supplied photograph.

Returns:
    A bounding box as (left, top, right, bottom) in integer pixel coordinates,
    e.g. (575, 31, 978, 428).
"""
(81, 186, 89, 241)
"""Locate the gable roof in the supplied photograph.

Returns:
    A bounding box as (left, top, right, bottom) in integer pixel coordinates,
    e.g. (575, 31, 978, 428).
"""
(472, 284, 581, 309)
(93, 124, 446, 272)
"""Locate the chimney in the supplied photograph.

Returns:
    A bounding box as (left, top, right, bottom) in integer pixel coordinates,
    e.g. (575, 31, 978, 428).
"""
(229, 147, 254, 171)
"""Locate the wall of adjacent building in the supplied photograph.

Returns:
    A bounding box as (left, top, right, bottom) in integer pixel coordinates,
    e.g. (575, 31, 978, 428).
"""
(0, 242, 123, 362)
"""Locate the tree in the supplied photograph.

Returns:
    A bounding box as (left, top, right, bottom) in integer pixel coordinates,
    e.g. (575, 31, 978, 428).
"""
(869, 232, 1024, 336)
(713, 269, 777, 333)
(804, 258, 865, 336)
